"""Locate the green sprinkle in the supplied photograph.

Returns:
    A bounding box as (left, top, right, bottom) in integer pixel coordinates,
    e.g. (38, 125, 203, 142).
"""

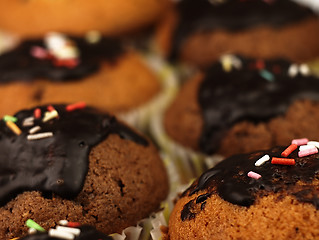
(259, 69, 275, 82)
(3, 115, 17, 123)
(26, 219, 45, 232)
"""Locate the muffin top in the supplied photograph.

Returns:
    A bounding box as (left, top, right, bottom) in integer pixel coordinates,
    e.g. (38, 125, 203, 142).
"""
(181, 141, 319, 220)
(0, 104, 147, 206)
(0, 33, 124, 83)
(170, 0, 316, 59)
(197, 56, 319, 154)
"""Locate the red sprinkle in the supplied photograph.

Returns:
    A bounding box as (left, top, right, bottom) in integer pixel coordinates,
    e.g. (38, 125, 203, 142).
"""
(47, 105, 55, 112)
(67, 222, 81, 228)
(53, 58, 79, 68)
(66, 102, 86, 112)
(281, 144, 298, 157)
(255, 60, 265, 70)
(272, 65, 282, 74)
(34, 108, 41, 119)
(271, 157, 295, 166)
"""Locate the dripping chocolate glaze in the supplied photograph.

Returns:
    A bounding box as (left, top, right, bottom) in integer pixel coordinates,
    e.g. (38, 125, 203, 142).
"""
(21, 225, 112, 240)
(170, 0, 316, 60)
(0, 36, 124, 83)
(0, 105, 148, 206)
(181, 146, 319, 221)
(198, 56, 319, 154)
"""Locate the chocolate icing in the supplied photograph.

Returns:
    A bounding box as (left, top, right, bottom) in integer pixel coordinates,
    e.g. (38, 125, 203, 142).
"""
(0, 105, 148, 206)
(0, 36, 124, 83)
(181, 146, 319, 221)
(198, 57, 319, 154)
(171, 0, 315, 60)
(21, 225, 112, 240)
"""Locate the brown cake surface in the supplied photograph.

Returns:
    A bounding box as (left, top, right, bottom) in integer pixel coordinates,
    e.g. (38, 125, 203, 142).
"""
(157, 0, 319, 68)
(0, 35, 160, 117)
(166, 146, 319, 239)
(164, 56, 319, 157)
(0, 0, 171, 38)
(0, 105, 169, 239)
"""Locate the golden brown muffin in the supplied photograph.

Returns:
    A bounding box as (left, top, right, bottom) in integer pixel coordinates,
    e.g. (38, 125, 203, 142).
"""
(0, 0, 171, 38)
(157, 0, 319, 68)
(0, 104, 169, 240)
(166, 145, 319, 239)
(164, 56, 319, 158)
(0, 34, 160, 117)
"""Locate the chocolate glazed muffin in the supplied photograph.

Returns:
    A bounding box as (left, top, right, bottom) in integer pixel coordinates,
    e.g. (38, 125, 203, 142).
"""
(157, 0, 319, 68)
(0, 104, 168, 239)
(0, 33, 160, 117)
(166, 144, 319, 239)
(164, 56, 319, 158)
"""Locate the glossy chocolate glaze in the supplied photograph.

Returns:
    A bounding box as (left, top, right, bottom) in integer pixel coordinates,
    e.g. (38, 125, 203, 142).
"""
(171, 0, 315, 59)
(21, 225, 112, 240)
(198, 57, 319, 154)
(181, 146, 319, 221)
(0, 36, 124, 83)
(0, 105, 148, 206)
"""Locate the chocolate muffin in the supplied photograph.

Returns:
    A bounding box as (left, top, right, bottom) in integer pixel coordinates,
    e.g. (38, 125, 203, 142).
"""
(166, 143, 319, 239)
(163, 55, 319, 165)
(0, 33, 160, 118)
(157, 0, 319, 68)
(0, 0, 171, 38)
(0, 104, 168, 239)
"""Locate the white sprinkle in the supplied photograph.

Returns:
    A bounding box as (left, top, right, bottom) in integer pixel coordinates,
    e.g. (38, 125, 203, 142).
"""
(255, 154, 270, 167)
(28, 228, 37, 235)
(299, 145, 316, 151)
(29, 126, 41, 134)
(299, 64, 310, 76)
(288, 64, 298, 77)
(308, 141, 319, 149)
(27, 132, 53, 141)
(48, 229, 75, 240)
(23, 117, 34, 127)
(56, 226, 81, 236)
(58, 220, 69, 226)
(42, 110, 58, 122)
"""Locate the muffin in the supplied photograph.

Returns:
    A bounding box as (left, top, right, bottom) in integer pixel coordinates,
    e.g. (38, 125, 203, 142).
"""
(166, 142, 319, 239)
(0, 0, 171, 38)
(157, 55, 319, 181)
(0, 104, 168, 239)
(156, 0, 319, 68)
(0, 33, 161, 122)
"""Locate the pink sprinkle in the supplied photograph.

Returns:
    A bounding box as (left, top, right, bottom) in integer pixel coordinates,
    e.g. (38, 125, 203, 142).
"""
(292, 138, 309, 146)
(298, 148, 318, 157)
(30, 46, 49, 59)
(247, 171, 261, 180)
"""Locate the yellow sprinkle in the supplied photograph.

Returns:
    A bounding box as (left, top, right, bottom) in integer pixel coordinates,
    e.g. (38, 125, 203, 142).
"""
(9, 238, 19, 240)
(6, 121, 21, 135)
(221, 56, 232, 72)
(42, 110, 58, 122)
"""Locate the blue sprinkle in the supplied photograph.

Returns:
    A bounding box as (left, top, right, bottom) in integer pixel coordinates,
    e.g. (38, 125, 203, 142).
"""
(259, 69, 275, 82)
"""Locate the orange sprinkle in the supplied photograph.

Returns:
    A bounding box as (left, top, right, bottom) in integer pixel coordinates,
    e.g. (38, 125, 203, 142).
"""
(66, 102, 86, 112)
(6, 121, 22, 135)
(271, 157, 295, 166)
(34, 108, 41, 119)
(67, 222, 81, 227)
(281, 144, 298, 157)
